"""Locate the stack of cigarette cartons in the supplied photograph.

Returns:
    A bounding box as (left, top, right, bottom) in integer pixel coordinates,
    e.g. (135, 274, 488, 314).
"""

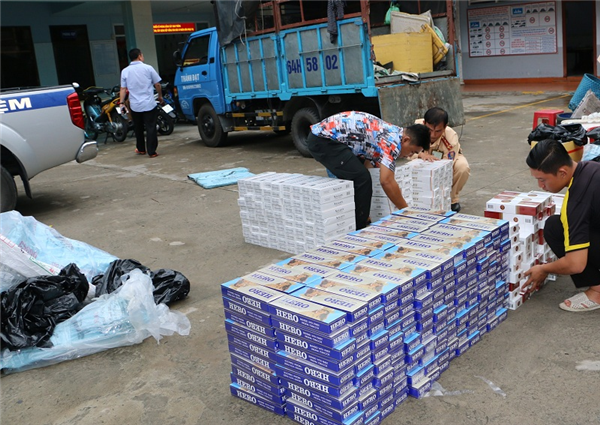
(367, 160, 453, 221)
(238, 173, 356, 254)
(222, 207, 511, 423)
(405, 159, 453, 212)
(484, 190, 558, 309)
(368, 165, 413, 221)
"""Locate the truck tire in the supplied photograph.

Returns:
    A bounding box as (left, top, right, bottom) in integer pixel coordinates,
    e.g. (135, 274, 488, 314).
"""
(1, 166, 17, 212)
(197, 104, 228, 147)
(291, 107, 320, 157)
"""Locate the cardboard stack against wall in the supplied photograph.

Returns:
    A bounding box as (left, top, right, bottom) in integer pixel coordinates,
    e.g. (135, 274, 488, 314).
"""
(484, 191, 558, 310)
(224, 205, 511, 423)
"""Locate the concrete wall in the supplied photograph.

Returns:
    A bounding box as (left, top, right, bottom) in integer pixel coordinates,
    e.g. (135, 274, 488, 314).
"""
(0, 1, 215, 87)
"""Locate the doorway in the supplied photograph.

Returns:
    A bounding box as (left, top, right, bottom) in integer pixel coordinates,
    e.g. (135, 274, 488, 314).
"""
(50, 25, 95, 89)
(563, 1, 595, 76)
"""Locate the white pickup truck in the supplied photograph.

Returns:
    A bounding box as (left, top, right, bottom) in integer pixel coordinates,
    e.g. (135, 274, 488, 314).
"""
(0, 84, 98, 212)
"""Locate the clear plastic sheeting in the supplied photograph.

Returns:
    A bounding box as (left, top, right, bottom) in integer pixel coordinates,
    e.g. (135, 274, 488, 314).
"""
(0, 269, 191, 374)
(0, 211, 118, 283)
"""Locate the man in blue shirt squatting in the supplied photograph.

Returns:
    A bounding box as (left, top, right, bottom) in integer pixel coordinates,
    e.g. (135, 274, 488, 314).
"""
(524, 139, 600, 312)
(307, 111, 430, 230)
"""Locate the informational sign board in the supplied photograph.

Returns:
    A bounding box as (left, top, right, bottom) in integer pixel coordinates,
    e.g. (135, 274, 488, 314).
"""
(468, 1, 557, 57)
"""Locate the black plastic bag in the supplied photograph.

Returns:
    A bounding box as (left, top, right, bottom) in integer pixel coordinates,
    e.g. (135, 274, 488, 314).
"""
(1, 263, 89, 351)
(528, 123, 588, 146)
(93, 259, 190, 305)
(586, 127, 600, 143)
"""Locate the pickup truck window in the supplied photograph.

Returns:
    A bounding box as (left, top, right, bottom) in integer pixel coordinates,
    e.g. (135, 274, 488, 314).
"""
(183, 35, 210, 66)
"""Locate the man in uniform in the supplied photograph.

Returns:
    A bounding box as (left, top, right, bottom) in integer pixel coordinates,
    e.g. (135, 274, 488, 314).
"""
(523, 139, 600, 312)
(307, 111, 430, 230)
(414, 107, 470, 212)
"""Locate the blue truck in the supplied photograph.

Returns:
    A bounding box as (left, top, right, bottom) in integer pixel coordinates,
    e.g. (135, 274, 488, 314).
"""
(174, 1, 464, 157)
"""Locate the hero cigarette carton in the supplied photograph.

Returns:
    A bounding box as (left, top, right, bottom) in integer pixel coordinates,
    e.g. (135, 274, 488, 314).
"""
(425, 223, 492, 245)
(286, 388, 361, 424)
(393, 238, 465, 266)
(278, 342, 357, 373)
(230, 364, 282, 398)
(282, 378, 358, 411)
(349, 257, 428, 287)
(444, 213, 509, 233)
(225, 321, 278, 352)
(341, 264, 415, 297)
(229, 352, 278, 385)
(313, 270, 401, 305)
(277, 366, 357, 398)
(276, 329, 356, 361)
(286, 399, 365, 425)
(291, 251, 360, 270)
(442, 217, 506, 240)
(373, 254, 443, 281)
(230, 373, 285, 404)
(224, 271, 305, 294)
(276, 350, 356, 384)
(224, 310, 277, 338)
(292, 286, 369, 323)
(221, 281, 284, 313)
(392, 209, 450, 222)
(323, 240, 387, 257)
(378, 214, 437, 229)
(350, 228, 408, 246)
(332, 234, 395, 251)
(371, 218, 432, 234)
(306, 276, 382, 312)
(230, 383, 285, 415)
(229, 344, 278, 373)
(360, 225, 412, 239)
(222, 297, 272, 327)
(270, 316, 351, 348)
(264, 258, 337, 285)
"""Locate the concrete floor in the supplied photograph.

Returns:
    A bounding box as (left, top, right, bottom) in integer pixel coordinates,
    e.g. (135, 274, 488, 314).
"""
(2, 85, 599, 425)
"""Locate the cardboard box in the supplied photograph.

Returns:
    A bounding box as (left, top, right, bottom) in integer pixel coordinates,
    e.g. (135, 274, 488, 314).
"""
(372, 32, 433, 73)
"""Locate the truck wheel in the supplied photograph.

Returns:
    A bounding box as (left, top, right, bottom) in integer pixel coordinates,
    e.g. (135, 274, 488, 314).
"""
(1, 166, 17, 212)
(197, 104, 228, 147)
(291, 107, 319, 157)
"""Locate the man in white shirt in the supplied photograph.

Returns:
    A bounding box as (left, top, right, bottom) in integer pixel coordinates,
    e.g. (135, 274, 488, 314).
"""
(119, 48, 163, 157)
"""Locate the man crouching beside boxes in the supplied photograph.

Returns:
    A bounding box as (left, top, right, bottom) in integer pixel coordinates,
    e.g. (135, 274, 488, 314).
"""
(413, 107, 470, 213)
(523, 139, 600, 312)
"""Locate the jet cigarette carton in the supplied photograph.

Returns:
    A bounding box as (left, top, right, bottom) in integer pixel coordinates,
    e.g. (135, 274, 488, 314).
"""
(276, 329, 356, 361)
(292, 286, 369, 322)
(286, 399, 365, 425)
(221, 281, 284, 313)
(263, 258, 338, 284)
(271, 316, 351, 348)
(230, 383, 285, 415)
(486, 197, 544, 218)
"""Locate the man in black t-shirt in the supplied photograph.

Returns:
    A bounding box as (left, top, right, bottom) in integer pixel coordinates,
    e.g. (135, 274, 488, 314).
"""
(524, 139, 600, 312)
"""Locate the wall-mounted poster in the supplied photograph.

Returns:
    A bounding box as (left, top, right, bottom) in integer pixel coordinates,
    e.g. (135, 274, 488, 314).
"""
(468, 1, 557, 57)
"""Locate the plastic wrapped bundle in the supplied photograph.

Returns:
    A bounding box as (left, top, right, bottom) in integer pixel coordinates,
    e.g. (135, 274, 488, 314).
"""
(0, 269, 191, 374)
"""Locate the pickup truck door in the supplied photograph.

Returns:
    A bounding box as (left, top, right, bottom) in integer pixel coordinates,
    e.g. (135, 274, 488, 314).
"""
(177, 32, 225, 116)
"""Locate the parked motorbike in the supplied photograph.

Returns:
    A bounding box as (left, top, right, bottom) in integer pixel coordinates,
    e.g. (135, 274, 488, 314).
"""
(161, 82, 187, 123)
(80, 85, 129, 143)
(155, 90, 176, 136)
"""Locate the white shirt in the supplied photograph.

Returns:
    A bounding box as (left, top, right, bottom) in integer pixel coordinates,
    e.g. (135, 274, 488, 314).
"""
(120, 61, 161, 112)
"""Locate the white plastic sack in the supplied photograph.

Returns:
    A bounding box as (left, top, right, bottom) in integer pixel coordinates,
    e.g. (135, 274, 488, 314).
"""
(0, 211, 118, 282)
(0, 269, 191, 374)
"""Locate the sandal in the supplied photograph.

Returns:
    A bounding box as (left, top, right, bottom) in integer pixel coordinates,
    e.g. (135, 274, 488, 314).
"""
(559, 292, 600, 312)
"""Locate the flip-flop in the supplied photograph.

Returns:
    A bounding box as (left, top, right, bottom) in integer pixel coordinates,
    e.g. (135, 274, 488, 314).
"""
(559, 292, 600, 312)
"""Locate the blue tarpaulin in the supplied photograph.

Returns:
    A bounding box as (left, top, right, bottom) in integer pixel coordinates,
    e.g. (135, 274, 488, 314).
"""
(187, 167, 255, 189)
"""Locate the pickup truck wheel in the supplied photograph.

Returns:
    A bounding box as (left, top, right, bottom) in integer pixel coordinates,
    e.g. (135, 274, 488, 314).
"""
(291, 107, 319, 157)
(1, 166, 17, 212)
(197, 104, 227, 147)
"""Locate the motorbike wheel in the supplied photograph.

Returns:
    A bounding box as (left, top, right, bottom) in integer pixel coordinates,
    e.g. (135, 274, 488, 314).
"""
(111, 112, 129, 142)
(157, 111, 175, 136)
(85, 119, 99, 141)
